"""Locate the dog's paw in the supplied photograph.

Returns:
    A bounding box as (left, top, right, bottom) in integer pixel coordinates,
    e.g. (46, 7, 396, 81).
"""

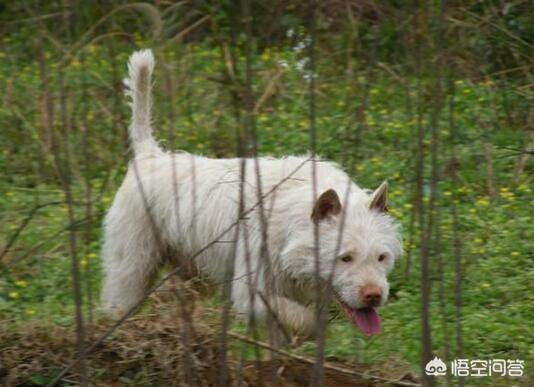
(98, 303, 126, 321)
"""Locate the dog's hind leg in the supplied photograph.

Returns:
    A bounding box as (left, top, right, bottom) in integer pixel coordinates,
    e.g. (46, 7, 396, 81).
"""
(100, 205, 162, 318)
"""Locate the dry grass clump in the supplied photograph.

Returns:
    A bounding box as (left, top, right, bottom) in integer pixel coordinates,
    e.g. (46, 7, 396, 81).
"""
(1, 284, 418, 386)
(1, 308, 218, 386)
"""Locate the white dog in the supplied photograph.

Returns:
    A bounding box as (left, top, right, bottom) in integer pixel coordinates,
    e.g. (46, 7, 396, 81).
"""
(101, 49, 402, 338)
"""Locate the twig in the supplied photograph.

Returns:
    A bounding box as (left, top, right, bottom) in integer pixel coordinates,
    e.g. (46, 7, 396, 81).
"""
(252, 70, 285, 114)
(256, 291, 292, 343)
(228, 332, 422, 387)
(0, 201, 63, 261)
(171, 15, 211, 42)
(2, 216, 95, 272)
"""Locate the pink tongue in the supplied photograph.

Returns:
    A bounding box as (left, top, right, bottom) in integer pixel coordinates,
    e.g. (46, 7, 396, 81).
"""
(350, 308, 381, 336)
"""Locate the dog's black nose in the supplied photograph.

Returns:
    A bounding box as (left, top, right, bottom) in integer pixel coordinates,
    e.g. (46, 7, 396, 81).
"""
(361, 285, 382, 307)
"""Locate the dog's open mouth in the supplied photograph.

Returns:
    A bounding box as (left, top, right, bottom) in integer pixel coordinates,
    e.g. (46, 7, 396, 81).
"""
(335, 295, 381, 336)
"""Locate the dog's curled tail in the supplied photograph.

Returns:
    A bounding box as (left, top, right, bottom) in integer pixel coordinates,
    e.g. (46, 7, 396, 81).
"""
(124, 49, 161, 155)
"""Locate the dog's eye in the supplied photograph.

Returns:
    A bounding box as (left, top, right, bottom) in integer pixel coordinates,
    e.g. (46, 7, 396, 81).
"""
(378, 254, 387, 262)
(340, 255, 353, 263)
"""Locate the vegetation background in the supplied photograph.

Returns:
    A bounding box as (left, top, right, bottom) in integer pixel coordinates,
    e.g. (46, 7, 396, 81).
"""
(0, 1, 532, 386)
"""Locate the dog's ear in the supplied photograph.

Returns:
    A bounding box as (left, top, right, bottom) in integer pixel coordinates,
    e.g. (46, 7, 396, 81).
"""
(311, 189, 342, 223)
(369, 181, 388, 213)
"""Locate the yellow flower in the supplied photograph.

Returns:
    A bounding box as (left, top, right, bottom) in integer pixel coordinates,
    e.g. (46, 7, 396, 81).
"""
(260, 49, 271, 62)
(389, 208, 401, 218)
(15, 280, 28, 288)
(475, 197, 490, 207)
(511, 251, 520, 257)
(499, 188, 515, 201)
(9, 291, 19, 299)
(71, 58, 81, 69)
(517, 183, 529, 192)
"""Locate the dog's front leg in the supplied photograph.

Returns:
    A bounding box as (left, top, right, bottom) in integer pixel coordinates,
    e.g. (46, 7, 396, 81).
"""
(264, 295, 316, 339)
(230, 236, 316, 339)
(231, 274, 316, 338)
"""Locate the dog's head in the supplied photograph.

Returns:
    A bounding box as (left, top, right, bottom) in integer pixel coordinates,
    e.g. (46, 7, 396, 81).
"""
(281, 182, 402, 336)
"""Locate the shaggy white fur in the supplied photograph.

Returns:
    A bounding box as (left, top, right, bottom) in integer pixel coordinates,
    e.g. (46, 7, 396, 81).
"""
(101, 49, 402, 338)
